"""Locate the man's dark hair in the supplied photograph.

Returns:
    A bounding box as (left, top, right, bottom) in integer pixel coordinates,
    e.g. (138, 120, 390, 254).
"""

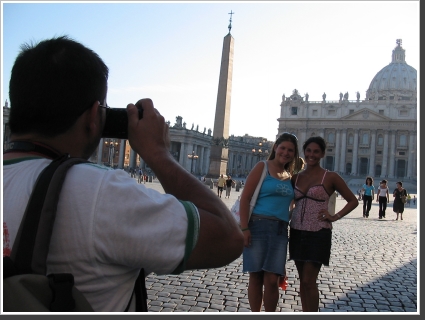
(8, 36, 109, 136)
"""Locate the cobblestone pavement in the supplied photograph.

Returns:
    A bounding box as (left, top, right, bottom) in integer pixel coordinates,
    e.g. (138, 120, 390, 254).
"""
(139, 180, 418, 313)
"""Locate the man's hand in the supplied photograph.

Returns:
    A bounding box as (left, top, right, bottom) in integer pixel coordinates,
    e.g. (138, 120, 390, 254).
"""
(127, 99, 170, 166)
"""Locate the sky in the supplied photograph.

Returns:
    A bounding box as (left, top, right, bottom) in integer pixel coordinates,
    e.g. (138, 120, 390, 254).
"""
(1, 1, 420, 142)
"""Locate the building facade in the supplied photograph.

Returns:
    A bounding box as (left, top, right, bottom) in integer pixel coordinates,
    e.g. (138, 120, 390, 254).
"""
(278, 40, 417, 180)
(87, 116, 273, 178)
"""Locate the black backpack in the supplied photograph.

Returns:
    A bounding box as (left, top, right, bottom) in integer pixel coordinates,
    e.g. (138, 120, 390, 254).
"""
(3, 155, 148, 312)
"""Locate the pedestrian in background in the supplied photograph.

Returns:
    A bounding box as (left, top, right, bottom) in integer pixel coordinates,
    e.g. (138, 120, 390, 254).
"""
(393, 181, 407, 221)
(362, 176, 375, 218)
(376, 179, 390, 219)
(225, 175, 236, 199)
(217, 174, 226, 198)
(289, 136, 358, 312)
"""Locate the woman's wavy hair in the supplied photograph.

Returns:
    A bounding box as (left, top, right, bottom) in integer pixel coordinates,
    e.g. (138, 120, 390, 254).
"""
(267, 132, 299, 175)
(365, 176, 374, 186)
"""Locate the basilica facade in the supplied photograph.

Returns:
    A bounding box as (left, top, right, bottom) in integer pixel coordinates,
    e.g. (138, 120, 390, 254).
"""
(277, 40, 417, 180)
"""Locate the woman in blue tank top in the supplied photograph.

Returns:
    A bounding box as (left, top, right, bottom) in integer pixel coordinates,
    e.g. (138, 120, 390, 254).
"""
(362, 176, 375, 218)
(239, 133, 299, 312)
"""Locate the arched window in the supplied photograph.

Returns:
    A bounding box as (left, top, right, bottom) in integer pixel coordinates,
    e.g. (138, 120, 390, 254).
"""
(400, 134, 407, 146)
(377, 135, 384, 146)
(362, 133, 369, 145)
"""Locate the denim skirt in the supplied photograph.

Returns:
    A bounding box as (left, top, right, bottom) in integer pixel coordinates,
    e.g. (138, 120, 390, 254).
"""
(242, 217, 289, 275)
(289, 228, 332, 266)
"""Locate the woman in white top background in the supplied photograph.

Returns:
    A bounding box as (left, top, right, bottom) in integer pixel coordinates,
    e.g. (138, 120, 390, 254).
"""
(376, 179, 390, 219)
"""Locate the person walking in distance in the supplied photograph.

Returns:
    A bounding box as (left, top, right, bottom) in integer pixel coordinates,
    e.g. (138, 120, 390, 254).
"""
(376, 179, 390, 219)
(225, 175, 236, 199)
(289, 136, 358, 312)
(393, 181, 407, 221)
(362, 177, 375, 218)
(217, 174, 226, 198)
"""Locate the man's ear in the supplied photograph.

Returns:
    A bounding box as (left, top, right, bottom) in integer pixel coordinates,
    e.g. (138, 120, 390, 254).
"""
(86, 101, 101, 133)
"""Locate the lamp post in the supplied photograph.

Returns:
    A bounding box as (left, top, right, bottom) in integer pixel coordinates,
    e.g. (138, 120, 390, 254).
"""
(187, 150, 199, 174)
(105, 139, 118, 168)
(252, 141, 269, 163)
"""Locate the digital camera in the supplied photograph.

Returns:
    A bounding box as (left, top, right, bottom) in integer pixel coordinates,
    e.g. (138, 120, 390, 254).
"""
(101, 107, 143, 139)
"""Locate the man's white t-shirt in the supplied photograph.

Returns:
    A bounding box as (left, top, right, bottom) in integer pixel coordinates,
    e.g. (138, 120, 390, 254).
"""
(3, 157, 200, 311)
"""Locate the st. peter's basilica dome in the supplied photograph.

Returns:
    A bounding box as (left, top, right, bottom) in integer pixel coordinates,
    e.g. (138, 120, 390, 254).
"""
(366, 39, 417, 101)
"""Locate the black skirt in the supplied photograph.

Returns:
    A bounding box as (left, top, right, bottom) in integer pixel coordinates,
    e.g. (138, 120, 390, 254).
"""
(289, 228, 332, 266)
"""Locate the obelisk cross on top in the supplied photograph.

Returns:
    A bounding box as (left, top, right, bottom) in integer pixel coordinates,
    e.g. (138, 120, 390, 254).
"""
(207, 12, 235, 178)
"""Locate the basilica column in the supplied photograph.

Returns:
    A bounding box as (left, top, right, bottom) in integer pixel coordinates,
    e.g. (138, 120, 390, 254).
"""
(381, 130, 388, 178)
(368, 130, 376, 177)
(241, 153, 247, 176)
(203, 147, 210, 176)
(180, 142, 187, 169)
(407, 132, 415, 179)
(118, 139, 126, 169)
(198, 146, 204, 175)
(339, 129, 347, 175)
(334, 129, 341, 173)
(319, 129, 325, 168)
(351, 130, 359, 175)
(97, 138, 103, 165)
(230, 150, 235, 175)
(380, 130, 389, 178)
(129, 148, 137, 169)
(299, 128, 307, 158)
(388, 131, 396, 179)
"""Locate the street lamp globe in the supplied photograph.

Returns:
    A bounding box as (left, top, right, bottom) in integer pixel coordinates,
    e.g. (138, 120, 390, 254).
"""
(187, 150, 199, 174)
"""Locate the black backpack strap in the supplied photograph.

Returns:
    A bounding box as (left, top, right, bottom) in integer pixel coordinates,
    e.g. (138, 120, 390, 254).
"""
(124, 268, 148, 312)
(12, 154, 74, 274)
(31, 157, 89, 274)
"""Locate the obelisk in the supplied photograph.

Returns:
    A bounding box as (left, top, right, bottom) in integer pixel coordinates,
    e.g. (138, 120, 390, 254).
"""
(207, 11, 235, 178)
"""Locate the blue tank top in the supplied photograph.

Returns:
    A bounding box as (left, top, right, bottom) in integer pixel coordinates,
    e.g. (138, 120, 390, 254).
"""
(252, 174, 294, 222)
(362, 184, 374, 196)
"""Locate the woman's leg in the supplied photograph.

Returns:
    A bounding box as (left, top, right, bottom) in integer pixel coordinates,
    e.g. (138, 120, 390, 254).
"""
(362, 198, 367, 217)
(262, 271, 280, 312)
(295, 260, 321, 312)
(366, 196, 372, 217)
(382, 199, 387, 218)
(248, 271, 264, 312)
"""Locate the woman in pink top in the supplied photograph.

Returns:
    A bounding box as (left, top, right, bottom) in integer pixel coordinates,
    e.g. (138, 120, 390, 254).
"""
(289, 136, 358, 312)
